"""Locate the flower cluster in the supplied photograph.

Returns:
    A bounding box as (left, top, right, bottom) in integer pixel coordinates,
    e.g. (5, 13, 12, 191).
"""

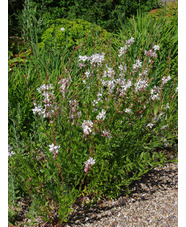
(162, 75, 171, 85)
(96, 109, 106, 120)
(134, 78, 149, 93)
(49, 143, 60, 158)
(84, 157, 96, 174)
(102, 130, 112, 139)
(58, 76, 71, 97)
(145, 45, 160, 58)
(92, 91, 103, 111)
(82, 120, 93, 135)
(133, 59, 142, 72)
(118, 37, 134, 57)
(69, 99, 81, 124)
(8, 145, 15, 157)
(32, 84, 57, 118)
(103, 66, 115, 79)
(79, 53, 105, 68)
(150, 86, 160, 101)
(147, 123, 154, 128)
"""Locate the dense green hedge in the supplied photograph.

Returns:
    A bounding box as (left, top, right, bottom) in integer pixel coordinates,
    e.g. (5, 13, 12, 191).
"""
(9, 0, 160, 38)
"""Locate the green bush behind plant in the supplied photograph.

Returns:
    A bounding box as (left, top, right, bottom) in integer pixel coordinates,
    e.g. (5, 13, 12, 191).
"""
(39, 18, 119, 54)
(148, 1, 178, 24)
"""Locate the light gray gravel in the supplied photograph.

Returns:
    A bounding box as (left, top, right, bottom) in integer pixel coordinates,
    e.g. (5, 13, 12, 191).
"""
(66, 162, 178, 227)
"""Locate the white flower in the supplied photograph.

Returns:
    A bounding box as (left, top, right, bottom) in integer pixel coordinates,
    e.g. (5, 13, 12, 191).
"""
(161, 125, 168, 130)
(133, 59, 142, 70)
(120, 79, 132, 94)
(135, 79, 148, 92)
(126, 37, 134, 45)
(96, 109, 106, 120)
(147, 123, 154, 128)
(92, 100, 98, 106)
(125, 108, 132, 113)
(151, 93, 160, 101)
(89, 53, 105, 65)
(164, 142, 170, 147)
(118, 46, 128, 57)
(84, 157, 96, 166)
(103, 67, 115, 78)
(153, 45, 160, 51)
(85, 70, 90, 78)
(79, 55, 89, 62)
(49, 143, 60, 154)
(164, 103, 170, 110)
(32, 104, 45, 115)
(84, 157, 96, 173)
(162, 75, 171, 85)
(60, 27, 65, 31)
(82, 120, 93, 135)
(8, 145, 15, 157)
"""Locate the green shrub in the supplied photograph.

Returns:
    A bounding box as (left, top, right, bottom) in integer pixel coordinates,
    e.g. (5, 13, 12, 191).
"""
(39, 18, 119, 54)
(148, 1, 178, 24)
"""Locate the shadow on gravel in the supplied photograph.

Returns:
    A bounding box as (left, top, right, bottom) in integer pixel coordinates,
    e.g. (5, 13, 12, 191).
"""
(64, 162, 177, 226)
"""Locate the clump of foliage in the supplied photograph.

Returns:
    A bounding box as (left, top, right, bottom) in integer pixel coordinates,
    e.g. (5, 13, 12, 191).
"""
(39, 0, 160, 32)
(148, 1, 178, 24)
(39, 18, 119, 53)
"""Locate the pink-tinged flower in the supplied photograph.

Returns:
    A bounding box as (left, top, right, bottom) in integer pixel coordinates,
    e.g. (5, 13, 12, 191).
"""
(58, 77, 71, 96)
(126, 37, 134, 46)
(79, 63, 85, 68)
(102, 130, 112, 139)
(144, 49, 157, 58)
(60, 27, 65, 31)
(84, 157, 96, 173)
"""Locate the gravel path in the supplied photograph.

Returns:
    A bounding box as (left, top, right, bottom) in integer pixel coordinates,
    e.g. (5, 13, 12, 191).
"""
(65, 162, 178, 227)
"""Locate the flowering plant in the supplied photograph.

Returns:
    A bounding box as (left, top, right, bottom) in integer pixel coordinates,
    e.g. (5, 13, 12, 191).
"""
(8, 29, 177, 224)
